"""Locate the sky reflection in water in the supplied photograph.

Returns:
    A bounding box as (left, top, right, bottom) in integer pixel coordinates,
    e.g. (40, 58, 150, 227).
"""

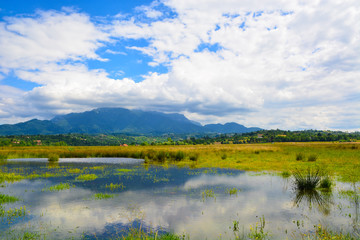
(1, 158, 359, 239)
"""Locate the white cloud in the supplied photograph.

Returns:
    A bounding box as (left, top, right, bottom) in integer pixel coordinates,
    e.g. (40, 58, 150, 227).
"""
(0, 0, 359, 130)
(0, 10, 108, 73)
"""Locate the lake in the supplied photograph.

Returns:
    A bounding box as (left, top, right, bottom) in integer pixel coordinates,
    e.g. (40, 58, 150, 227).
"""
(0, 158, 359, 239)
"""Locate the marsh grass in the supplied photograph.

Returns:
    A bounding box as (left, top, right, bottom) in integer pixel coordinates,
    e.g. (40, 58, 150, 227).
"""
(76, 174, 97, 181)
(280, 171, 291, 178)
(308, 154, 318, 162)
(0, 194, 19, 204)
(319, 176, 332, 190)
(296, 152, 305, 161)
(47, 153, 59, 162)
(0, 142, 359, 181)
(293, 168, 321, 190)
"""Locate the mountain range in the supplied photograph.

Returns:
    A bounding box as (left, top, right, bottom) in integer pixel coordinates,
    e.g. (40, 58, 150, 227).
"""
(0, 108, 261, 135)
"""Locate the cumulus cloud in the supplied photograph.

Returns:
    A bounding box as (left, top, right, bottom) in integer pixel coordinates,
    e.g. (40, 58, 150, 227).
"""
(0, 0, 359, 130)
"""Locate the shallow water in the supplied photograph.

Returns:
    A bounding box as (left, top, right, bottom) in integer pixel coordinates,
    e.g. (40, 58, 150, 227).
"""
(0, 158, 359, 239)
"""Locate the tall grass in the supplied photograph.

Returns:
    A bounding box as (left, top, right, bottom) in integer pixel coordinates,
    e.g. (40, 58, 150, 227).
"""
(292, 168, 321, 190)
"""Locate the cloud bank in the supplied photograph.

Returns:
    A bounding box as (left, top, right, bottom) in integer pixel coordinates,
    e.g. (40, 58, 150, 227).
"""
(0, 1, 359, 130)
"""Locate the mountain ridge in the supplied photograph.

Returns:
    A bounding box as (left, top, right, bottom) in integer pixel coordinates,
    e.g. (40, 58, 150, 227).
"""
(0, 108, 261, 135)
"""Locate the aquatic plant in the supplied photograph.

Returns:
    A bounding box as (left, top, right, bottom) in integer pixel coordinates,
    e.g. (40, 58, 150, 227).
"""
(47, 153, 59, 162)
(76, 174, 98, 181)
(312, 224, 359, 240)
(201, 189, 215, 201)
(248, 216, 269, 240)
(106, 183, 125, 191)
(92, 193, 115, 200)
(0, 172, 24, 183)
(121, 227, 185, 240)
(319, 176, 332, 190)
(90, 166, 105, 171)
(68, 168, 82, 174)
(226, 188, 240, 196)
(0, 194, 19, 204)
(0, 205, 28, 223)
(42, 182, 74, 192)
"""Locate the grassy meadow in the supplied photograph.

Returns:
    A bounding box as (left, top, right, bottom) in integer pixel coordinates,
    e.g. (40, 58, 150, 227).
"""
(1, 142, 359, 182)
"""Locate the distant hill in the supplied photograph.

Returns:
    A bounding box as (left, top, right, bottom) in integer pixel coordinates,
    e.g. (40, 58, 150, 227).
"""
(0, 108, 261, 135)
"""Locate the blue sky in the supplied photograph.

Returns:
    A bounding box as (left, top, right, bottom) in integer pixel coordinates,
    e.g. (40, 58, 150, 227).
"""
(0, 0, 359, 131)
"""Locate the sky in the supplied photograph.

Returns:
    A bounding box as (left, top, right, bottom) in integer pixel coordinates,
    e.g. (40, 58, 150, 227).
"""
(0, 0, 359, 131)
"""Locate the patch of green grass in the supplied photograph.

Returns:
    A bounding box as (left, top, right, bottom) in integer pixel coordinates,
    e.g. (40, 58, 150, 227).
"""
(42, 182, 74, 192)
(0, 194, 19, 204)
(92, 193, 115, 200)
(76, 174, 98, 181)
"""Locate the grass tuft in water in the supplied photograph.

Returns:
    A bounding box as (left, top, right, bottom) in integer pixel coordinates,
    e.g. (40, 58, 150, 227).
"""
(319, 176, 332, 190)
(76, 174, 98, 181)
(280, 171, 291, 178)
(293, 168, 321, 190)
(47, 153, 59, 162)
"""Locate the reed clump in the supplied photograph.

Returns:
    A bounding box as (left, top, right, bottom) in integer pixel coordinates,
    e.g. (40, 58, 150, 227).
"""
(293, 168, 321, 190)
(47, 153, 59, 162)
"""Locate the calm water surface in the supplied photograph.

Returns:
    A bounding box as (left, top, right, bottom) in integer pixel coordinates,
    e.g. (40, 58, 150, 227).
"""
(0, 158, 359, 239)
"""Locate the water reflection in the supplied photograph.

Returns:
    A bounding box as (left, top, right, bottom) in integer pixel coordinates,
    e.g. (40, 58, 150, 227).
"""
(0, 159, 358, 239)
(293, 189, 333, 215)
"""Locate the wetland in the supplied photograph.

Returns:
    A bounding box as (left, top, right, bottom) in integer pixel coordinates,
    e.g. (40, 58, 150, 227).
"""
(0, 143, 359, 239)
